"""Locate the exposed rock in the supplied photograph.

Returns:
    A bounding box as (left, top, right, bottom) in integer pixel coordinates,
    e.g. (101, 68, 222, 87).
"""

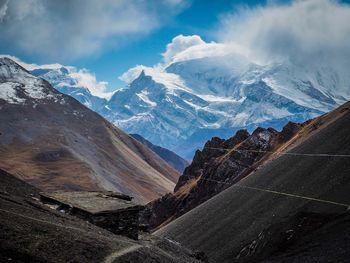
(154, 100, 350, 263)
(144, 122, 303, 229)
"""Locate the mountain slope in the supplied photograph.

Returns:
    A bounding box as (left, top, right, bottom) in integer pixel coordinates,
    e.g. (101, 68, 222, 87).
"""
(155, 101, 350, 262)
(0, 57, 179, 204)
(144, 121, 303, 229)
(131, 134, 190, 173)
(0, 168, 203, 263)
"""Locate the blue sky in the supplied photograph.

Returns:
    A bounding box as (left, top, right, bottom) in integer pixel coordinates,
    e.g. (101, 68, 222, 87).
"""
(1, 0, 349, 92)
(0, 0, 270, 91)
(81, 0, 271, 90)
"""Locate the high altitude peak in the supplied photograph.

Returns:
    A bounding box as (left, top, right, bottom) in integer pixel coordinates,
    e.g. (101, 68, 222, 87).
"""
(128, 69, 158, 89)
(139, 69, 146, 77)
(0, 57, 18, 65)
(134, 69, 153, 83)
(0, 57, 30, 77)
(59, 66, 70, 74)
(0, 58, 63, 105)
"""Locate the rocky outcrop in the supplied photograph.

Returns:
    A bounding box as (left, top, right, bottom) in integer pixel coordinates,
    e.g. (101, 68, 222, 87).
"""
(144, 122, 303, 229)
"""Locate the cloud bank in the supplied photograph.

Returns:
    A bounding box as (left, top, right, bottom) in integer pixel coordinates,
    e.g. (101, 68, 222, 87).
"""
(69, 69, 110, 99)
(218, 0, 350, 67)
(121, 0, 350, 84)
(0, 0, 187, 59)
(119, 34, 252, 84)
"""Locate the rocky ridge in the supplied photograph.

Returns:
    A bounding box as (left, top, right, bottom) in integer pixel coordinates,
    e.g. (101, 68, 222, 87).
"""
(144, 121, 303, 229)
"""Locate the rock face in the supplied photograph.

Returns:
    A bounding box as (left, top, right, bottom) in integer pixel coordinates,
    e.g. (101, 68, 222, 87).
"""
(144, 121, 303, 229)
(131, 134, 190, 173)
(0, 58, 179, 204)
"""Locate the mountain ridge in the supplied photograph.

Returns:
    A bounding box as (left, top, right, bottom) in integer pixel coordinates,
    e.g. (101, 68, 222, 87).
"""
(0, 57, 179, 204)
(155, 100, 350, 262)
(30, 55, 349, 159)
(143, 121, 304, 229)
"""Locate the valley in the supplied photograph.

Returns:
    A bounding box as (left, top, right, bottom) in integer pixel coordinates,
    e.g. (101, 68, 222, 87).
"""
(1, 1, 350, 262)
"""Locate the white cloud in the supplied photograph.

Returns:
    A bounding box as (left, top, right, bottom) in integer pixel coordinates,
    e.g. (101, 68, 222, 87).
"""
(218, 0, 350, 67)
(164, 0, 187, 6)
(162, 35, 206, 64)
(0, 0, 8, 21)
(169, 41, 250, 64)
(69, 69, 111, 99)
(0, 0, 188, 59)
(119, 65, 151, 84)
(120, 35, 251, 83)
(120, 0, 350, 85)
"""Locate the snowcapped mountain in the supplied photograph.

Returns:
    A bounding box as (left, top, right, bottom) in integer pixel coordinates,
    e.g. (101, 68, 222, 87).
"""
(30, 66, 108, 110)
(22, 51, 350, 159)
(0, 58, 66, 105)
(103, 56, 348, 159)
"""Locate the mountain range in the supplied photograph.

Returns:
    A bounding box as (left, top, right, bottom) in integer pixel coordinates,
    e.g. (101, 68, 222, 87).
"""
(1, 57, 350, 263)
(0, 57, 179, 204)
(2, 76, 349, 262)
(30, 54, 350, 159)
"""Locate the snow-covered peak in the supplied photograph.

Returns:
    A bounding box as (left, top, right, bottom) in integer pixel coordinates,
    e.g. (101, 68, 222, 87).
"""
(0, 55, 63, 71)
(31, 66, 108, 109)
(105, 52, 350, 159)
(239, 61, 349, 111)
(0, 57, 33, 80)
(35, 66, 89, 92)
(165, 55, 252, 96)
(134, 66, 191, 94)
(31, 64, 112, 101)
(0, 58, 63, 105)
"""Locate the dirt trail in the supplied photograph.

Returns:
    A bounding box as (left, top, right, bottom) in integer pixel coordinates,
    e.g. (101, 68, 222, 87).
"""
(104, 244, 143, 263)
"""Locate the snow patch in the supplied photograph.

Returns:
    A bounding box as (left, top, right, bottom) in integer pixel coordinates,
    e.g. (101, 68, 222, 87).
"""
(0, 82, 25, 104)
(0, 58, 61, 104)
(136, 90, 157, 107)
